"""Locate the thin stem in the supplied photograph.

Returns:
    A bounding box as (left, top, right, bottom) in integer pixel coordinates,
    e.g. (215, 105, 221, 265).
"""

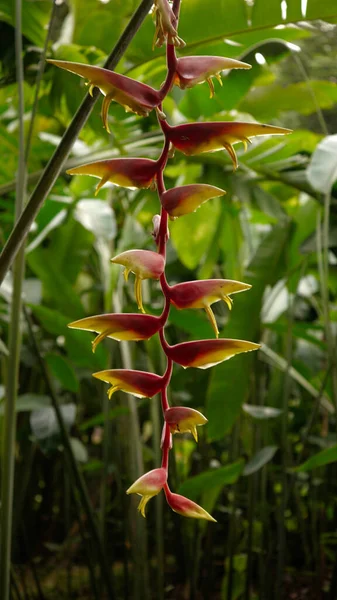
(0, 1, 26, 597)
(0, 0, 154, 285)
(25, 0, 57, 163)
(23, 308, 116, 599)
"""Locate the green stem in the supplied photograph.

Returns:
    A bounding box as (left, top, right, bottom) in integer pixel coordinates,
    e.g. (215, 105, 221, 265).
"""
(112, 289, 150, 600)
(23, 308, 115, 599)
(0, 0, 154, 286)
(0, 1, 26, 597)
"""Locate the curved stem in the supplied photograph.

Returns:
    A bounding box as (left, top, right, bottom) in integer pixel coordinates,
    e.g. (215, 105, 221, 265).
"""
(0, 0, 154, 286)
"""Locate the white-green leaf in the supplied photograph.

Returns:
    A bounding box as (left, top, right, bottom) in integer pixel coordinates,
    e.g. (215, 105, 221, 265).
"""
(307, 135, 337, 193)
(242, 404, 282, 419)
(74, 200, 117, 241)
(243, 446, 278, 476)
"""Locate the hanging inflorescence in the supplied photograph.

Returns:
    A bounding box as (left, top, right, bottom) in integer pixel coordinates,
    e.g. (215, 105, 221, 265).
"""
(49, 0, 291, 521)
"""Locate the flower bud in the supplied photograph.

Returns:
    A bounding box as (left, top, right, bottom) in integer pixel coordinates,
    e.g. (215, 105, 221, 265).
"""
(160, 184, 226, 219)
(165, 338, 260, 369)
(48, 60, 163, 131)
(175, 56, 251, 97)
(127, 468, 167, 517)
(165, 406, 207, 442)
(169, 279, 251, 336)
(93, 368, 164, 399)
(68, 313, 162, 352)
(152, 0, 185, 49)
(111, 250, 165, 313)
(165, 488, 216, 522)
(167, 121, 292, 170)
(67, 158, 158, 195)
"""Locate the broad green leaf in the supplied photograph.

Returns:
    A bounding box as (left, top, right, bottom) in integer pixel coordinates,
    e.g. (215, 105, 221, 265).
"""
(307, 135, 337, 193)
(242, 405, 282, 419)
(29, 305, 108, 370)
(240, 81, 337, 121)
(45, 354, 79, 393)
(27, 248, 85, 319)
(0, 394, 51, 415)
(295, 444, 337, 472)
(207, 222, 291, 441)
(0, 0, 51, 46)
(74, 200, 117, 241)
(243, 446, 278, 476)
(178, 459, 244, 501)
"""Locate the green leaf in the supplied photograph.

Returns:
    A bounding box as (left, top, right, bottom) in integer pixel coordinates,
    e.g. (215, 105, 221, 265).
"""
(240, 81, 337, 121)
(0, 0, 51, 46)
(207, 222, 291, 441)
(170, 199, 221, 270)
(307, 134, 337, 193)
(70, 437, 88, 463)
(27, 248, 85, 319)
(242, 405, 282, 419)
(295, 444, 337, 472)
(0, 394, 51, 415)
(178, 459, 244, 501)
(45, 353, 79, 393)
(30, 305, 108, 370)
(243, 446, 278, 476)
(74, 200, 117, 241)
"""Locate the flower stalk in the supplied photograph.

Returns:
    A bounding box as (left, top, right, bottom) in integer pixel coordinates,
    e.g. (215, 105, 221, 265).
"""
(53, 0, 290, 523)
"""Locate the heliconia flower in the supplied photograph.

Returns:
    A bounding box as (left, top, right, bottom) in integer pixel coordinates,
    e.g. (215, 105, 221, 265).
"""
(67, 158, 158, 195)
(165, 338, 260, 369)
(174, 56, 251, 97)
(165, 407, 207, 442)
(152, 0, 185, 49)
(68, 313, 162, 353)
(127, 468, 167, 517)
(166, 121, 292, 170)
(111, 250, 165, 313)
(160, 184, 226, 219)
(164, 487, 216, 522)
(48, 60, 164, 132)
(92, 368, 164, 399)
(168, 279, 252, 337)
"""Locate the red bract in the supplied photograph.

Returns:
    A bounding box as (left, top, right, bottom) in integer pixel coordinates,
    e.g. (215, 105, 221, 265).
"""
(93, 369, 164, 399)
(164, 338, 260, 369)
(165, 487, 216, 521)
(174, 56, 251, 97)
(127, 468, 167, 517)
(165, 406, 207, 441)
(67, 158, 158, 195)
(168, 279, 251, 336)
(48, 60, 163, 132)
(68, 313, 163, 352)
(111, 249, 165, 313)
(160, 184, 226, 218)
(166, 121, 291, 169)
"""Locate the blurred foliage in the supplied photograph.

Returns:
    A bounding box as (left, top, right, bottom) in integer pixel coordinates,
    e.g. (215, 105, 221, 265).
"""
(1, 0, 337, 598)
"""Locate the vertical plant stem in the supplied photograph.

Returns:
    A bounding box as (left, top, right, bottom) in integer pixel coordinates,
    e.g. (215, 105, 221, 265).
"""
(0, 2, 26, 597)
(275, 293, 293, 600)
(23, 308, 115, 599)
(113, 290, 149, 600)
